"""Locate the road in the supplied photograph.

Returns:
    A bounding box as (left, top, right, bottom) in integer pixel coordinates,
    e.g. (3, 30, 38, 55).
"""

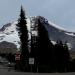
(0, 64, 75, 75)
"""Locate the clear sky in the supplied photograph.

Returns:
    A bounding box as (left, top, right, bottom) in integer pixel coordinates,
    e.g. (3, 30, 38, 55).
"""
(0, 0, 75, 32)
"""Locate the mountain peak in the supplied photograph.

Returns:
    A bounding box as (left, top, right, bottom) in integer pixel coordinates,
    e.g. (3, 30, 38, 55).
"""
(0, 16, 75, 52)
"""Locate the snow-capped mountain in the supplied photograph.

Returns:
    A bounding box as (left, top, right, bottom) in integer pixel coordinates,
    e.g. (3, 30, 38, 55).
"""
(37, 16, 75, 50)
(0, 21, 20, 49)
(0, 18, 31, 50)
(0, 16, 75, 53)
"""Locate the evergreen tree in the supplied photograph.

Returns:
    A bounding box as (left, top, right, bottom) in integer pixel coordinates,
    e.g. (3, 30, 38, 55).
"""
(37, 19, 54, 72)
(30, 35, 38, 72)
(55, 40, 65, 72)
(63, 42, 71, 72)
(64, 42, 71, 62)
(16, 6, 29, 71)
(54, 41, 71, 72)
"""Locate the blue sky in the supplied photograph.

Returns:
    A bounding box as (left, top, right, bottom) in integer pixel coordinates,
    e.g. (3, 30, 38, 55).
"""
(0, 0, 75, 32)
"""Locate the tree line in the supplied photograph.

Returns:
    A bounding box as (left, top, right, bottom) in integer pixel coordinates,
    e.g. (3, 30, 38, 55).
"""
(14, 6, 75, 73)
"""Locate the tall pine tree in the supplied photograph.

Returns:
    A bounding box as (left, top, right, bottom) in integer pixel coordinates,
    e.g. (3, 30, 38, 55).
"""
(63, 42, 71, 72)
(54, 41, 71, 72)
(16, 6, 29, 71)
(37, 19, 54, 72)
(54, 41, 64, 72)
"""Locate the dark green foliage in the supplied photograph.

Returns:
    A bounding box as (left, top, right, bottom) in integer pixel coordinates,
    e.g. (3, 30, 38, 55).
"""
(0, 53, 15, 63)
(17, 6, 29, 59)
(37, 19, 54, 72)
(70, 59, 75, 72)
(6, 53, 15, 63)
(29, 18, 55, 72)
(54, 41, 71, 72)
(16, 7, 72, 72)
(0, 53, 7, 58)
(30, 36, 38, 57)
(64, 43, 71, 62)
(16, 6, 29, 71)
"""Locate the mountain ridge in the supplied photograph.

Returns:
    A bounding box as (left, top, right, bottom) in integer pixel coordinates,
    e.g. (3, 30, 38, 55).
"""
(0, 16, 75, 52)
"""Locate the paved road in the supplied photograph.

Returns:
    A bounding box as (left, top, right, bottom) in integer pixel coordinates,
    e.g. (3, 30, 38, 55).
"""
(0, 64, 75, 75)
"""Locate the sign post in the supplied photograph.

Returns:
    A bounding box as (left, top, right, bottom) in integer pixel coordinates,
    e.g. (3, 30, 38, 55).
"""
(15, 52, 21, 70)
(29, 58, 34, 72)
(29, 58, 34, 65)
(15, 52, 21, 61)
